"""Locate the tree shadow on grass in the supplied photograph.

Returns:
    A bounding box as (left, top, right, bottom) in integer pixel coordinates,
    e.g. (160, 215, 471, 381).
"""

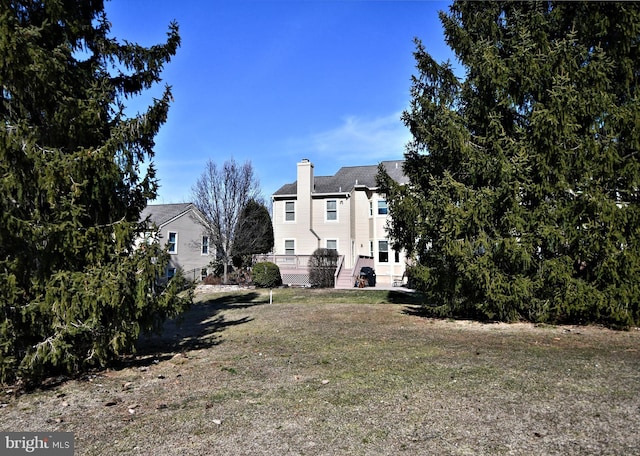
(401, 302, 503, 325)
(201, 291, 270, 309)
(403, 305, 429, 317)
(385, 289, 425, 306)
(131, 292, 266, 367)
(387, 290, 435, 321)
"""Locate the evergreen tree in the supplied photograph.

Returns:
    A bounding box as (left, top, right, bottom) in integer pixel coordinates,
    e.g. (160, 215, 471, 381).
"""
(379, 1, 640, 327)
(0, 0, 190, 384)
(232, 199, 274, 268)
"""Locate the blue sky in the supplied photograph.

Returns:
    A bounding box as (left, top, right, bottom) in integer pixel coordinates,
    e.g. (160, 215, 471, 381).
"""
(104, 0, 456, 203)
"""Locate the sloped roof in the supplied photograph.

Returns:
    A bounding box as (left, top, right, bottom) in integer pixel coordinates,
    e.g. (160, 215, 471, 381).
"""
(140, 203, 195, 227)
(273, 160, 408, 196)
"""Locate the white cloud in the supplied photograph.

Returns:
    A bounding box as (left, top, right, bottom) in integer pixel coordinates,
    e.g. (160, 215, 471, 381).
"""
(285, 112, 411, 165)
(151, 114, 413, 202)
(313, 112, 410, 160)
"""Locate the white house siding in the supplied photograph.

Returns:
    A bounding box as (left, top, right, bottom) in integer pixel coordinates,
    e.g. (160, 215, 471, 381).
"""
(271, 197, 295, 246)
(271, 159, 409, 287)
(350, 188, 373, 265)
(296, 159, 317, 254)
(311, 194, 351, 260)
(358, 189, 407, 286)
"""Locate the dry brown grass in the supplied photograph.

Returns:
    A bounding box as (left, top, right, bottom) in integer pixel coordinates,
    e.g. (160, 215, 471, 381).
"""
(1, 288, 639, 455)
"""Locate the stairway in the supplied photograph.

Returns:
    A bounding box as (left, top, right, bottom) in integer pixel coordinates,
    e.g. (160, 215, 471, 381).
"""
(335, 268, 354, 289)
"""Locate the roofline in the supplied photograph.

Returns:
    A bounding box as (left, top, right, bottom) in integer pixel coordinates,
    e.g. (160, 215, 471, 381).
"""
(270, 160, 405, 198)
(311, 192, 351, 198)
(272, 194, 298, 200)
(272, 186, 383, 199)
(150, 203, 208, 229)
(353, 184, 377, 190)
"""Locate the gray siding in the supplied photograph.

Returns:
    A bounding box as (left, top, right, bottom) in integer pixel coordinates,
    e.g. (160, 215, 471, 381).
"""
(140, 203, 212, 281)
(159, 211, 211, 276)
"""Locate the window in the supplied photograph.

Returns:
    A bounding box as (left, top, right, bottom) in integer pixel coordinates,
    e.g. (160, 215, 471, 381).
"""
(326, 239, 337, 252)
(167, 232, 177, 254)
(394, 249, 400, 263)
(377, 200, 388, 215)
(143, 231, 154, 245)
(369, 201, 373, 217)
(378, 240, 389, 263)
(285, 201, 295, 221)
(369, 241, 374, 258)
(202, 236, 209, 255)
(326, 200, 337, 221)
(201, 268, 208, 280)
(167, 267, 176, 279)
(285, 239, 295, 255)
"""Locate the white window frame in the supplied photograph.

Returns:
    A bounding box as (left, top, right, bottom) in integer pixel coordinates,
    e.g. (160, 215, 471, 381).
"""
(326, 239, 338, 252)
(326, 200, 337, 221)
(377, 200, 388, 215)
(167, 267, 176, 279)
(167, 231, 177, 254)
(202, 235, 209, 255)
(284, 239, 295, 255)
(378, 240, 389, 263)
(143, 231, 155, 245)
(285, 201, 295, 222)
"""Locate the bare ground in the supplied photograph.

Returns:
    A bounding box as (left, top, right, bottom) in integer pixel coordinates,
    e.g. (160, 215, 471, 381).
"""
(1, 289, 639, 455)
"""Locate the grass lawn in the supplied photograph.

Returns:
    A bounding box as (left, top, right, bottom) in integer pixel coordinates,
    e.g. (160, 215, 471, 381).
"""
(1, 287, 639, 455)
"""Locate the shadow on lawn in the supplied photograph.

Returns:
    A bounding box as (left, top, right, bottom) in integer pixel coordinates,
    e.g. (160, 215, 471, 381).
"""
(385, 289, 425, 306)
(134, 292, 265, 363)
(402, 305, 429, 317)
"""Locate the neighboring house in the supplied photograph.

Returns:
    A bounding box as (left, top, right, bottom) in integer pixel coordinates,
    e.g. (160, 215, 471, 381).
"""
(268, 158, 409, 287)
(139, 203, 212, 282)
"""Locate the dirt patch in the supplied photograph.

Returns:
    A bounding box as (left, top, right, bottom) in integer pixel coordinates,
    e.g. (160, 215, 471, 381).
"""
(1, 292, 639, 455)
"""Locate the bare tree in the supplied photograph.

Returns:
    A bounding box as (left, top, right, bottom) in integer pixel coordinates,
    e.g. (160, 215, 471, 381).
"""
(191, 158, 261, 283)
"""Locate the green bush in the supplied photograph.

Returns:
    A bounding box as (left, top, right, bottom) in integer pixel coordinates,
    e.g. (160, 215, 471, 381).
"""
(252, 262, 282, 288)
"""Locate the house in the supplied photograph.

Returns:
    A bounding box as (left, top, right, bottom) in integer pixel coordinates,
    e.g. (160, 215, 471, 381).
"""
(139, 203, 211, 282)
(268, 159, 409, 287)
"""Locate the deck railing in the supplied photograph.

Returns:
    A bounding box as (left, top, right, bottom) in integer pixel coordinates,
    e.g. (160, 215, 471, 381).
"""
(253, 254, 344, 287)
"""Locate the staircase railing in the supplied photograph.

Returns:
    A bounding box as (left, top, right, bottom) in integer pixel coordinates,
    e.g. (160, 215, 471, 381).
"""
(352, 255, 374, 277)
(333, 255, 345, 287)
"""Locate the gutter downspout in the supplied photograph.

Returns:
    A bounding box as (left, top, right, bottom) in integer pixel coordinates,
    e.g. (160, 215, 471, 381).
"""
(310, 227, 321, 249)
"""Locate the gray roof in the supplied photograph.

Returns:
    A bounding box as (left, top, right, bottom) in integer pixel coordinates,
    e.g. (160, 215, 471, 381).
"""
(273, 160, 408, 196)
(140, 203, 195, 227)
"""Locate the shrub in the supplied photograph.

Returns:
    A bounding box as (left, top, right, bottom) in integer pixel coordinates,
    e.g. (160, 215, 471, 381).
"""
(203, 274, 222, 285)
(208, 258, 232, 278)
(252, 262, 282, 288)
(308, 248, 339, 288)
